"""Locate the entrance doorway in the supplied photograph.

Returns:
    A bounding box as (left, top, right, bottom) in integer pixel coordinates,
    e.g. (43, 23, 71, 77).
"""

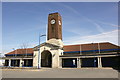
(5, 60, 9, 66)
(81, 58, 98, 67)
(11, 59, 20, 67)
(41, 50, 52, 67)
(62, 58, 77, 68)
(101, 56, 119, 68)
(23, 59, 33, 67)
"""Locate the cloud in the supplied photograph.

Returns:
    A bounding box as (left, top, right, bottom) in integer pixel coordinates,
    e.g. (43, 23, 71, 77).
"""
(93, 23, 104, 33)
(64, 29, 118, 45)
(95, 20, 119, 28)
(58, 3, 81, 16)
(60, 3, 118, 46)
(85, 18, 104, 33)
(59, 3, 105, 33)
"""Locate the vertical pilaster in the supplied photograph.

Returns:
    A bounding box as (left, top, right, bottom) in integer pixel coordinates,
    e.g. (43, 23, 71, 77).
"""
(33, 51, 38, 68)
(19, 59, 22, 67)
(52, 51, 59, 68)
(98, 57, 102, 68)
(77, 58, 81, 68)
(8, 59, 11, 67)
(59, 58, 62, 68)
(79, 58, 82, 68)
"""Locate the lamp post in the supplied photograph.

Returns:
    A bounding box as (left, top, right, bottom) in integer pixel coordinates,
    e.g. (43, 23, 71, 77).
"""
(12, 48, 18, 67)
(38, 34, 46, 69)
(12, 48, 15, 67)
(92, 43, 96, 67)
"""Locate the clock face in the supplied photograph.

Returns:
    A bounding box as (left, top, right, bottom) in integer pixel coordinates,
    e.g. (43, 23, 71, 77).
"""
(59, 20, 61, 25)
(51, 19, 55, 24)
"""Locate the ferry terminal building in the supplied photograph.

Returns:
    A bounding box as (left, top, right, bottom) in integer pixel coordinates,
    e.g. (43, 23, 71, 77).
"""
(4, 13, 120, 68)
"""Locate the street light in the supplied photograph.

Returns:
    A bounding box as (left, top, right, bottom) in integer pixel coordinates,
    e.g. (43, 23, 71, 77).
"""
(12, 48, 17, 67)
(38, 34, 46, 69)
(92, 43, 96, 67)
(12, 48, 15, 67)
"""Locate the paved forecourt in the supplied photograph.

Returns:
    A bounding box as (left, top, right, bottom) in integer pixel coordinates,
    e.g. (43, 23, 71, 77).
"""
(2, 68, 119, 78)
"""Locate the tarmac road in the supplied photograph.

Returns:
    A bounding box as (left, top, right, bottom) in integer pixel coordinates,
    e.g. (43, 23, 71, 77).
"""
(1, 68, 119, 78)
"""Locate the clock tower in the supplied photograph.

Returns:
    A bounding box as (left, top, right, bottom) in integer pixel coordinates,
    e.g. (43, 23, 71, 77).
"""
(33, 12, 63, 68)
(48, 12, 62, 40)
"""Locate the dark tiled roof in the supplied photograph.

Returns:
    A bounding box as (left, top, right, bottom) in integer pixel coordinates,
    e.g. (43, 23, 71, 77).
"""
(5, 42, 119, 55)
(6, 48, 33, 55)
(63, 42, 119, 52)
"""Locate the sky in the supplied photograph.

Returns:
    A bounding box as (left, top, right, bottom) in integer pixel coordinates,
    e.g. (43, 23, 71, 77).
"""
(2, 2, 119, 54)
